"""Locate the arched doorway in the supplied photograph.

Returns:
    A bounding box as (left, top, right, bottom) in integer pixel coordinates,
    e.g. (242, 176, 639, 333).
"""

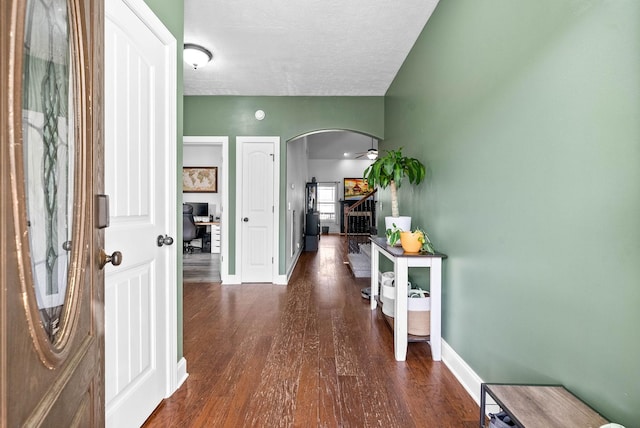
(284, 130, 380, 276)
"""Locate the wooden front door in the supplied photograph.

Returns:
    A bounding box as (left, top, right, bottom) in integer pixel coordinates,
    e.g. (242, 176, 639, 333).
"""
(1, 0, 104, 426)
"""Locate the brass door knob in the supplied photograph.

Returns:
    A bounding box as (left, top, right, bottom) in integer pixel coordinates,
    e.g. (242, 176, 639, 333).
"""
(99, 250, 123, 269)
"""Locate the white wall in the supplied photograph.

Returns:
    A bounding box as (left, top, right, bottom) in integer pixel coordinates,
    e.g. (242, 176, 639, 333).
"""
(308, 159, 374, 233)
(183, 145, 222, 217)
(285, 139, 308, 274)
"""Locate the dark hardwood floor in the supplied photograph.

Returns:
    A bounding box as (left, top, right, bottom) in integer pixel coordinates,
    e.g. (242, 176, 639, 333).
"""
(144, 235, 479, 427)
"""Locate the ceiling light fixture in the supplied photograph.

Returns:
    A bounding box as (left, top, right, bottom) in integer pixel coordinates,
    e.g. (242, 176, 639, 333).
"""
(366, 137, 378, 160)
(184, 43, 213, 69)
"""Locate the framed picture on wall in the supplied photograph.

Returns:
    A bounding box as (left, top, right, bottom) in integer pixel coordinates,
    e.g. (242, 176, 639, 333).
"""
(344, 178, 369, 199)
(183, 166, 218, 192)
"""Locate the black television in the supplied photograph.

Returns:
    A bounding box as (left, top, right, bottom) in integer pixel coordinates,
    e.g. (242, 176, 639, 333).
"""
(185, 202, 208, 217)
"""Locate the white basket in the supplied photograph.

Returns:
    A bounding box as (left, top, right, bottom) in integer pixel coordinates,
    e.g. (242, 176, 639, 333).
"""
(407, 289, 430, 336)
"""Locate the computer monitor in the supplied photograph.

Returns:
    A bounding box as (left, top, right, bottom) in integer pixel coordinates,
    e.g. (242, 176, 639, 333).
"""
(185, 202, 208, 217)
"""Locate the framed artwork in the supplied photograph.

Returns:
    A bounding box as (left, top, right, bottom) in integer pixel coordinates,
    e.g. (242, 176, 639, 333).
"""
(183, 167, 218, 193)
(344, 178, 369, 199)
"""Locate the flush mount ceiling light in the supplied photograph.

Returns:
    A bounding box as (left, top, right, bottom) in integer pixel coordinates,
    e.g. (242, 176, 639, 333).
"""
(184, 43, 213, 69)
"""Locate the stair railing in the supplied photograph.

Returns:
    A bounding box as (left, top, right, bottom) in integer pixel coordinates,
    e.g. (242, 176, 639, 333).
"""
(344, 189, 377, 255)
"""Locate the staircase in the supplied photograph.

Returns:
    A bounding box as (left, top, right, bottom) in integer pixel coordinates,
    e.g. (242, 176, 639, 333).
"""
(344, 190, 376, 278)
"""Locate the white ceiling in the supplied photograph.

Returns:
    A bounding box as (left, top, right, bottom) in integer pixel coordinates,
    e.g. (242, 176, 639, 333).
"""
(183, 0, 440, 96)
(303, 131, 378, 160)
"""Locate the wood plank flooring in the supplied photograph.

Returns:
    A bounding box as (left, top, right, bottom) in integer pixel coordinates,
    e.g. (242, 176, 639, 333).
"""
(144, 235, 479, 427)
(183, 252, 221, 283)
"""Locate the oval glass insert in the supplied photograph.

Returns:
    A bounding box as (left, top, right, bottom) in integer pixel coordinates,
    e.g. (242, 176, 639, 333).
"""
(22, 0, 74, 344)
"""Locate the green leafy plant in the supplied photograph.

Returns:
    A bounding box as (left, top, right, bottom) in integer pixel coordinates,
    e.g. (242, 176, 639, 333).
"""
(385, 223, 402, 246)
(414, 227, 436, 254)
(363, 147, 426, 218)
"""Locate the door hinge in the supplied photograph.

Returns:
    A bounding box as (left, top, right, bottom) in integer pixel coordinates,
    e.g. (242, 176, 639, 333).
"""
(272, 257, 274, 264)
(272, 205, 274, 213)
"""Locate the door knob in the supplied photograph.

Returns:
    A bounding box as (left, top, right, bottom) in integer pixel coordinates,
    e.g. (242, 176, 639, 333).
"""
(157, 234, 174, 247)
(243, 217, 249, 222)
(99, 250, 123, 269)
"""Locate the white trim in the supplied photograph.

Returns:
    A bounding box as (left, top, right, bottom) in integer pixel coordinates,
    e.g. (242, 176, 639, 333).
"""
(172, 357, 189, 396)
(183, 136, 230, 283)
(160, 21, 179, 403)
(235, 137, 281, 284)
(286, 247, 303, 282)
(441, 339, 497, 412)
(223, 275, 241, 284)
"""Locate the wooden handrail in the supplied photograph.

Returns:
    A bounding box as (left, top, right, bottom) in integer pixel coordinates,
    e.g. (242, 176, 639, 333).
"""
(345, 189, 377, 213)
(344, 189, 377, 235)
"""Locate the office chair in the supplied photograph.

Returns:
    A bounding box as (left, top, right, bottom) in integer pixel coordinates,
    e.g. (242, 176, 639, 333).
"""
(183, 204, 202, 253)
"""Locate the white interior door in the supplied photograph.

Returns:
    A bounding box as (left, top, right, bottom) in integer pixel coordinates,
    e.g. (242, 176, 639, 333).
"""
(104, 0, 177, 426)
(238, 138, 278, 282)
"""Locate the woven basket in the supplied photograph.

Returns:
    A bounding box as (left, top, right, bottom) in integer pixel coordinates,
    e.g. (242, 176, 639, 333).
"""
(407, 291, 430, 336)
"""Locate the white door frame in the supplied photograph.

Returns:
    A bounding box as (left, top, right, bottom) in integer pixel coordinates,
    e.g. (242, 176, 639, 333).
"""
(236, 136, 281, 284)
(104, 0, 182, 415)
(183, 136, 231, 282)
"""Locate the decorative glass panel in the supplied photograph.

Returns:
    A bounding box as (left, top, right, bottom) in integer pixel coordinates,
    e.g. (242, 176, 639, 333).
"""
(22, 0, 74, 343)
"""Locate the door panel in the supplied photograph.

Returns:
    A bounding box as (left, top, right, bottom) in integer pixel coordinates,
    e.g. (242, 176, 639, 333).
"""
(240, 141, 274, 282)
(1, 0, 104, 425)
(104, 0, 176, 425)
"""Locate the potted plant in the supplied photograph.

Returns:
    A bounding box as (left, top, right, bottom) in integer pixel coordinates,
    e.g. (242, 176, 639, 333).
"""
(399, 227, 436, 254)
(363, 147, 426, 235)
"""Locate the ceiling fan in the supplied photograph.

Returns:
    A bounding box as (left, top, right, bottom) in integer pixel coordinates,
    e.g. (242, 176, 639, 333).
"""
(355, 138, 378, 160)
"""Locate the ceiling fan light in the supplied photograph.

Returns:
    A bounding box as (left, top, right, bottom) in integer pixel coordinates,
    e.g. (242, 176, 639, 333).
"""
(367, 151, 378, 160)
(184, 43, 213, 69)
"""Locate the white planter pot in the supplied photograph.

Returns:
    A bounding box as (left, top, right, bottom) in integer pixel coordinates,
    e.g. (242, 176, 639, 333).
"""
(385, 216, 411, 231)
(385, 216, 411, 245)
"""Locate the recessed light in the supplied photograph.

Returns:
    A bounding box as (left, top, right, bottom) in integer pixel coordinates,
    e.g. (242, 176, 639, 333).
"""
(344, 152, 349, 157)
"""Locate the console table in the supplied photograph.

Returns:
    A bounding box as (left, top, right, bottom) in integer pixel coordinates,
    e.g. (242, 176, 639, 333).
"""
(369, 237, 447, 361)
(480, 383, 609, 428)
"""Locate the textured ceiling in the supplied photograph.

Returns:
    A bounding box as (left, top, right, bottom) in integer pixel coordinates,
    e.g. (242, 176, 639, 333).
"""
(184, 0, 440, 96)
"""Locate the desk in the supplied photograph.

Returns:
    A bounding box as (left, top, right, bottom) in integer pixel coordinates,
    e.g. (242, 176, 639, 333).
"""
(369, 237, 447, 361)
(195, 221, 221, 253)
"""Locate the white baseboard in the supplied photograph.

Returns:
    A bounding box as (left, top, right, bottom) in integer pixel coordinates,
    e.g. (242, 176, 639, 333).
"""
(221, 274, 241, 284)
(283, 248, 303, 284)
(274, 274, 288, 285)
(441, 339, 496, 411)
(175, 357, 188, 390)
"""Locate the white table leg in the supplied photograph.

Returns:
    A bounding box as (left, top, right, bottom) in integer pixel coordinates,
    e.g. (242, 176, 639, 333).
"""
(430, 258, 442, 361)
(394, 257, 409, 361)
(370, 245, 379, 310)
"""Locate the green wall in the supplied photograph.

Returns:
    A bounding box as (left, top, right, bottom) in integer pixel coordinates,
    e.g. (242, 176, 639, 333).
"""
(143, 0, 184, 360)
(384, 0, 640, 425)
(184, 96, 384, 274)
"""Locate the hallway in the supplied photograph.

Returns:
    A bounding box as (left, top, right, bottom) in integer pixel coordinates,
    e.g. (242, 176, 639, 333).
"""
(144, 235, 478, 427)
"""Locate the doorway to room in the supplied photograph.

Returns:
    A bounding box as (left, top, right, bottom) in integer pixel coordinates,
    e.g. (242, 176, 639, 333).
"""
(182, 137, 230, 283)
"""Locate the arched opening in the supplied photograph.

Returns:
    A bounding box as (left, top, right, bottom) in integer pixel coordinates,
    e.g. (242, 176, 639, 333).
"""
(284, 129, 380, 275)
